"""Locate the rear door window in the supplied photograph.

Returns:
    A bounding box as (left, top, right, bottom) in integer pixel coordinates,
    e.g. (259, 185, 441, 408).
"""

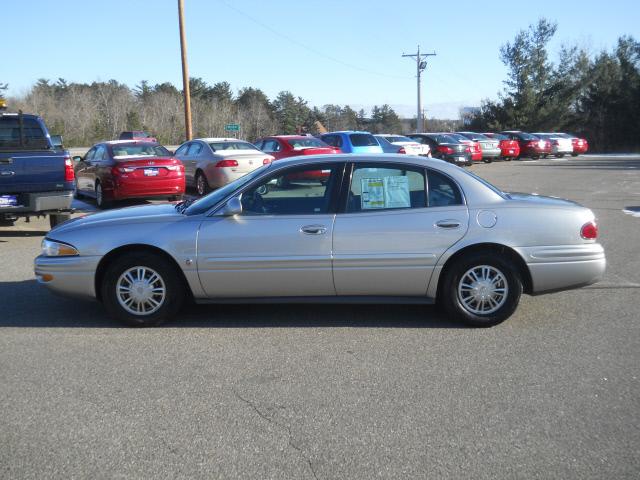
(346, 164, 426, 213)
(187, 143, 203, 156)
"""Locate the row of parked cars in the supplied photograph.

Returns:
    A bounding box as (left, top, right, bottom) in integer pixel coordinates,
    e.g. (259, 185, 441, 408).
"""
(70, 129, 589, 209)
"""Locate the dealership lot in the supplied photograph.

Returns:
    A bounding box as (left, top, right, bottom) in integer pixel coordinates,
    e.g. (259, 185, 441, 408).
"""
(1, 155, 638, 478)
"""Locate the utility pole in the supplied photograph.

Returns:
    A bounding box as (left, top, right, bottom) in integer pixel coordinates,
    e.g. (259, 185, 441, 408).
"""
(177, 0, 192, 140)
(402, 46, 436, 133)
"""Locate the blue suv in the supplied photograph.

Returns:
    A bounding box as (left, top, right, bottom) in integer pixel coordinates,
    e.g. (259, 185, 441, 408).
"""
(320, 131, 383, 154)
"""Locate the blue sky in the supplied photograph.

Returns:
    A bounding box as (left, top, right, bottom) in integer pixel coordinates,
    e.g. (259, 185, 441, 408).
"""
(4, 0, 637, 118)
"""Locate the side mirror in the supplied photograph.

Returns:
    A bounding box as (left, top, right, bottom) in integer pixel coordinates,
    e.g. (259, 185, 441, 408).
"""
(72, 156, 82, 164)
(221, 196, 242, 216)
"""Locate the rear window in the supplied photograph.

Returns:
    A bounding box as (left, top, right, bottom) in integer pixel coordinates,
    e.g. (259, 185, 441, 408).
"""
(0, 116, 49, 151)
(110, 144, 171, 157)
(518, 132, 537, 141)
(434, 134, 458, 144)
(287, 138, 328, 148)
(381, 136, 414, 143)
(208, 141, 259, 151)
(349, 133, 378, 147)
(487, 133, 508, 140)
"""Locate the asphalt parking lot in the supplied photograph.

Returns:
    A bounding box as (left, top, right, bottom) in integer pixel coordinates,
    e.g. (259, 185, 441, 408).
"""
(1, 155, 639, 479)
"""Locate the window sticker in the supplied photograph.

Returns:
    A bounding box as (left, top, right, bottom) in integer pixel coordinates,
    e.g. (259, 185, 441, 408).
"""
(360, 178, 385, 209)
(384, 175, 410, 208)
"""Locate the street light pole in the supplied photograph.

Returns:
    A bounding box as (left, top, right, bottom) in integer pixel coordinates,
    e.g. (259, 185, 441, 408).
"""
(178, 0, 192, 141)
(402, 46, 436, 133)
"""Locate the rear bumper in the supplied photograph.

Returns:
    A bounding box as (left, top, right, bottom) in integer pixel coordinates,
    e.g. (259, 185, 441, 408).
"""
(113, 177, 185, 200)
(34, 255, 101, 300)
(0, 190, 73, 215)
(515, 244, 606, 294)
(481, 148, 502, 158)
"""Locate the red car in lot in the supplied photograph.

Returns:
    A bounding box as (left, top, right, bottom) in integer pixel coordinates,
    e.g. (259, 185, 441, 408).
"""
(483, 132, 521, 160)
(500, 131, 551, 159)
(254, 135, 341, 183)
(73, 141, 185, 208)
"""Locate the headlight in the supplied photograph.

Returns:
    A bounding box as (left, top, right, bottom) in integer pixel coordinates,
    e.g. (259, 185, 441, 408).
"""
(41, 238, 79, 257)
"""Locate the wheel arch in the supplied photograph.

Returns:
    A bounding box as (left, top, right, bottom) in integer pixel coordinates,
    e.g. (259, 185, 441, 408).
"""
(435, 242, 533, 299)
(95, 244, 194, 302)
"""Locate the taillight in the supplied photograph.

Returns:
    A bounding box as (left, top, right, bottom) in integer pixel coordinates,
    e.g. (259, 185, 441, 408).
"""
(580, 221, 598, 240)
(398, 147, 406, 154)
(115, 166, 135, 174)
(263, 158, 272, 165)
(437, 146, 454, 155)
(64, 156, 74, 182)
(527, 141, 537, 147)
(215, 159, 239, 167)
(165, 165, 180, 171)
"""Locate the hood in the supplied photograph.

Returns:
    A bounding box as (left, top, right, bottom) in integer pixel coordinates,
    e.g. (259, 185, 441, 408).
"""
(506, 192, 582, 208)
(51, 203, 183, 234)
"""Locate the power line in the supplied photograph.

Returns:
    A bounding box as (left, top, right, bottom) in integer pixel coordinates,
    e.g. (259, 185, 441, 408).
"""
(402, 46, 436, 132)
(217, 0, 409, 80)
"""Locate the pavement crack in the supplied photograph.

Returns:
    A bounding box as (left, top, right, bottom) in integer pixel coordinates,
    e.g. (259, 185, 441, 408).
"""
(233, 389, 318, 480)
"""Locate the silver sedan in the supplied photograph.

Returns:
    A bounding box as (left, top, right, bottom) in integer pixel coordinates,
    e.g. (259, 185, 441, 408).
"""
(35, 155, 605, 327)
(173, 138, 274, 195)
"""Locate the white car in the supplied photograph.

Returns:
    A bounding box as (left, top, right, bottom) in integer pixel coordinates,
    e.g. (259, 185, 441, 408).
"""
(374, 134, 430, 156)
(174, 138, 274, 195)
(532, 133, 573, 158)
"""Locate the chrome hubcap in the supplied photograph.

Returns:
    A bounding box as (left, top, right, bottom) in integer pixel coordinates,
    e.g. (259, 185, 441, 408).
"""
(96, 185, 102, 205)
(457, 265, 508, 315)
(116, 267, 166, 316)
(197, 176, 205, 195)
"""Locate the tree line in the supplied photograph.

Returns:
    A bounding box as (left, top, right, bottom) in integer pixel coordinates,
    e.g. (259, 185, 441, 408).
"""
(465, 19, 640, 152)
(3, 78, 402, 147)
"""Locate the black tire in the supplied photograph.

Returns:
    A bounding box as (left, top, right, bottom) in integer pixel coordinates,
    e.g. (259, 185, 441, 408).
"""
(440, 252, 522, 327)
(101, 252, 185, 327)
(555, 154, 565, 158)
(504, 157, 512, 161)
(483, 158, 492, 164)
(95, 182, 111, 209)
(571, 153, 578, 157)
(49, 213, 71, 229)
(195, 171, 211, 196)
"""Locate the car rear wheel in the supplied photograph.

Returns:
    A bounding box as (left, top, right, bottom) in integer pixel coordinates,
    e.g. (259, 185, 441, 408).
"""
(440, 252, 522, 327)
(95, 182, 111, 209)
(101, 252, 185, 327)
(483, 158, 492, 163)
(195, 171, 211, 196)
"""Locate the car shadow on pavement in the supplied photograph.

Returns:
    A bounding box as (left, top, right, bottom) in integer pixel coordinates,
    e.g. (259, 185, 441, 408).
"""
(0, 280, 463, 329)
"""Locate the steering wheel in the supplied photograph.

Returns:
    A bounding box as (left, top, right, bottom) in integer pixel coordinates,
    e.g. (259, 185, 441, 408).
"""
(242, 189, 268, 214)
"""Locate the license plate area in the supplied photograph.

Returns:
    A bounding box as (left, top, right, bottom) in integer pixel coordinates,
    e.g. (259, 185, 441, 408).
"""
(144, 168, 159, 176)
(0, 194, 18, 207)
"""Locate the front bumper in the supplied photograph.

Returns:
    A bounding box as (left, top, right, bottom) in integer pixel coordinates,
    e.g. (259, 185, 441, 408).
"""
(34, 255, 101, 300)
(515, 244, 606, 294)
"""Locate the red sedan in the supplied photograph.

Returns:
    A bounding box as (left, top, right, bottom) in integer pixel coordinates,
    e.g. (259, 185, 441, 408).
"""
(73, 141, 185, 208)
(255, 135, 341, 183)
(483, 132, 521, 160)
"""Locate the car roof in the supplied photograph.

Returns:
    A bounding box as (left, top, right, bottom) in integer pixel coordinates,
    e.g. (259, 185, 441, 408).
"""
(103, 140, 160, 146)
(323, 131, 373, 135)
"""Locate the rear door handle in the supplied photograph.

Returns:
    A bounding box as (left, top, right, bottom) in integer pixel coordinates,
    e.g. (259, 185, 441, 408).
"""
(435, 220, 461, 229)
(0, 171, 15, 176)
(300, 224, 327, 235)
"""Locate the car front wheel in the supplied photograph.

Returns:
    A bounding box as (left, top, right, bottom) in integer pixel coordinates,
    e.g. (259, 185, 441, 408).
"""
(440, 252, 522, 327)
(101, 252, 185, 327)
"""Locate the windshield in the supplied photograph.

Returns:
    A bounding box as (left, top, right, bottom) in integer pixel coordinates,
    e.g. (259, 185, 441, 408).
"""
(110, 144, 171, 157)
(209, 141, 259, 152)
(287, 137, 328, 149)
(184, 164, 270, 215)
(0, 116, 50, 151)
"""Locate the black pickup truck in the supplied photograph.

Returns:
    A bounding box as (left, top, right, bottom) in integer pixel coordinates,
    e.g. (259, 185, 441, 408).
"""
(0, 111, 74, 228)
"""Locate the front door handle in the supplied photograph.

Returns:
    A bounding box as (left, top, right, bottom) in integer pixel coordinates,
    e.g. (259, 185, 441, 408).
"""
(435, 220, 461, 229)
(0, 170, 15, 176)
(300, 224, 327, 235)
